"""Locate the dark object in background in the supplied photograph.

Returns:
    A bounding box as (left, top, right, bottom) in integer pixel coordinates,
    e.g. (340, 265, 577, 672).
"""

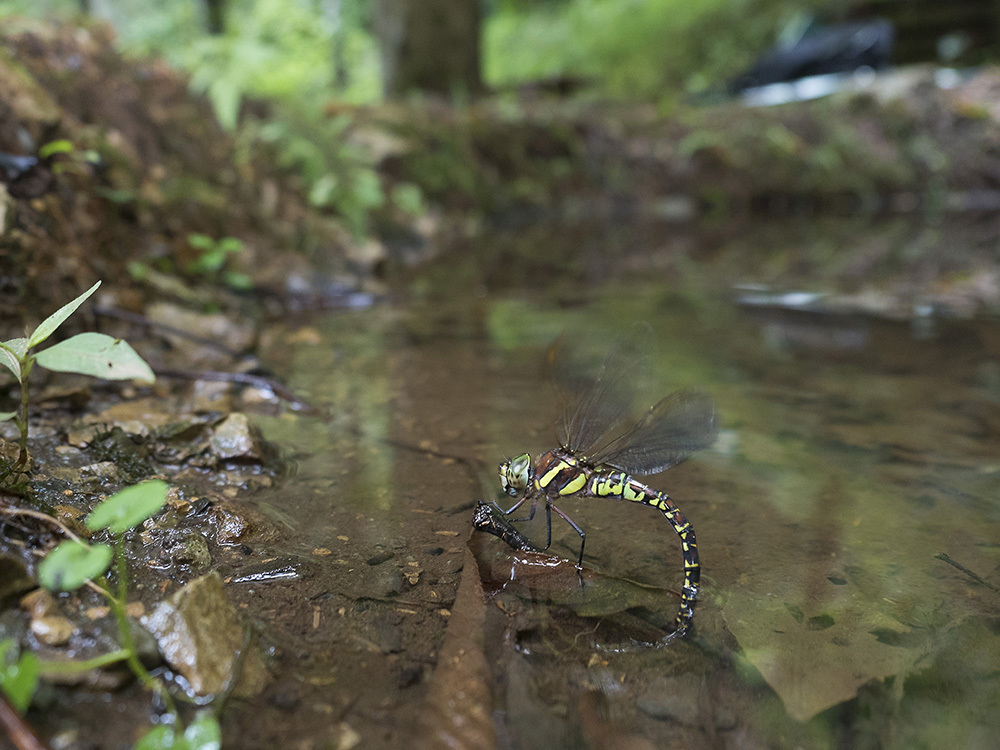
(0, 150, 53, 198)
(732, 20, 894, 92)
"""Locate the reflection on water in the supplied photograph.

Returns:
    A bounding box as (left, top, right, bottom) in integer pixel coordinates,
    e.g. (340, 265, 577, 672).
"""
(245, 220, 1000, 749)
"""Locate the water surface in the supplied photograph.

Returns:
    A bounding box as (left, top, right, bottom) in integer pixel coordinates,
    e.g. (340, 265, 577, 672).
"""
(234, 218, 1000, 748)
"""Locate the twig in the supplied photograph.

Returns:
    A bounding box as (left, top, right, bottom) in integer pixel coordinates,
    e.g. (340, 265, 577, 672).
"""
(935, 553, 1000, 593)
(152, 368, 321, 415)
(0, 693, 49, 750)
(0, 507, 84, 544)
(93, 306, 244, 358)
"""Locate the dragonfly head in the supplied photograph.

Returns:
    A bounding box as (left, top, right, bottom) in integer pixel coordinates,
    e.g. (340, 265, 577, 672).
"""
(499, 453, 533, 496)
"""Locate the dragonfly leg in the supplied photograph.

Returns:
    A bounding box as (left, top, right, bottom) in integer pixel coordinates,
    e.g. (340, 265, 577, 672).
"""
(506, 492, 540, 524)
(497, 494, 528, 516)
(549, 503, 586, 568)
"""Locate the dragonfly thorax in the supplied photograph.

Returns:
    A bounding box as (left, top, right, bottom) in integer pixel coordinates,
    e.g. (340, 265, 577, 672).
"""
(498, 453, 533, 496)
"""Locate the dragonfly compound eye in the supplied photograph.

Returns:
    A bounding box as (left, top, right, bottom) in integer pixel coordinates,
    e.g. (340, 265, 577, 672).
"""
(499, 453, 532, 495)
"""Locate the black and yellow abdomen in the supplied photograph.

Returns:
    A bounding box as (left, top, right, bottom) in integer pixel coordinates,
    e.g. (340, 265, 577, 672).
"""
(530, 448, 701, 633)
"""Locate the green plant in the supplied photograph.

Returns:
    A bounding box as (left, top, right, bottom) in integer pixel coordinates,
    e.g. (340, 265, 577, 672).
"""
(186, 233, 252, 289)
(0, 281, 155, 479)
(38, 138, 102, 177)
(0, 638, 39, 713)
(1, 481, 223, 749)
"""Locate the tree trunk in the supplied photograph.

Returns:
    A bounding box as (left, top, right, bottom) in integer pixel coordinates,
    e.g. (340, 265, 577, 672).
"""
(203, 0, 227, 35)
(373, 0, 482, 98)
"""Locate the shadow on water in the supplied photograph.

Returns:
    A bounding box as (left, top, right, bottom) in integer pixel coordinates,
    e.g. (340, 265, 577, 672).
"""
(227, 216, 999, 748)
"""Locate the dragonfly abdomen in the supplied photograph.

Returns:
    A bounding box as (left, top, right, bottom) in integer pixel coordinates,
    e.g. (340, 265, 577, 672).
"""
(589, 468, 701, 632)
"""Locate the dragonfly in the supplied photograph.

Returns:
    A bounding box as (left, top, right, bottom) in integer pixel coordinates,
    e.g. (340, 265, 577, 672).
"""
(497, 330, 717, 637)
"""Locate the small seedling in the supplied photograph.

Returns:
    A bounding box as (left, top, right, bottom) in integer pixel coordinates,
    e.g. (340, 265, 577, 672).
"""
(0, 281, 155, 479)
(186, 234, 251, 290)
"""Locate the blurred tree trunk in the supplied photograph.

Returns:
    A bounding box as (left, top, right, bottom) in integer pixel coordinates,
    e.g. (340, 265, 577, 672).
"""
(373, 0, 482, 98)
(203, 0, 227, 35)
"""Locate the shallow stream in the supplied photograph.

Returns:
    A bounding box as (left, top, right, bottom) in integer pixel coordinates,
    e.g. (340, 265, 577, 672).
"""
(141, 218, 1000, 747)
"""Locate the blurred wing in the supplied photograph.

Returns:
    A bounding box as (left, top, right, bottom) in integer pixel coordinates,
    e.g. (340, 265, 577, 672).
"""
(555, 325, 651, 456)
(592, 390, 717, 476)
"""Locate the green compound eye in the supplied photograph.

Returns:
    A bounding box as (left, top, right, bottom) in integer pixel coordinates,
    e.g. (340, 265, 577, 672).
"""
(499, 453, 532, 496)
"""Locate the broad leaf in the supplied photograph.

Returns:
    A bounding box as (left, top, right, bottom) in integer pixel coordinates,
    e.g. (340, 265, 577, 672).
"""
(0, 411, 16, 422)
(0, 337, 27, 380)
(0, 639, 39, 713)
(86, 480, 169, 535)
(184, 711, 222, 750)
(38, 540, 113, 592)
(35, 332, 155, 383)
(28, 281, 101, 348)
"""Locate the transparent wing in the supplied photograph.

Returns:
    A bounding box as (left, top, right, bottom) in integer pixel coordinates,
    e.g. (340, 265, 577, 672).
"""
(555, 325, 651, 456)
(591, 390, 717, 476)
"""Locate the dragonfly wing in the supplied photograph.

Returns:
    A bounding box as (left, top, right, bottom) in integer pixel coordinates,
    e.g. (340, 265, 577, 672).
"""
(555, 325, 651, 455)
(593, 390, 717, 476)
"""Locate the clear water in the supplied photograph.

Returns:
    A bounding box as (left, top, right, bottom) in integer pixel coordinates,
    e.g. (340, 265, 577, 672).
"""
(232, 218, 1000, 748)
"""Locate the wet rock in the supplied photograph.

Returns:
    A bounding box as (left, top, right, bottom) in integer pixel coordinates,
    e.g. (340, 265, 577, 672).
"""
(69, 398, 176, 444)
(78, 461, 118, 481)
(30, 615, 76, 646)
(143, 572, 268, 697)
(20, 589, 57, 618)
(370, 567, 406, 598)
(0, 556, 35, 604)
(164, 531, 212, 569)
(209, 413, 265, 461)
(21, 590, 76, 646)
(367, 550, 394, 566)
(209, 503, 279, 545)
(146, 303, 255, 365)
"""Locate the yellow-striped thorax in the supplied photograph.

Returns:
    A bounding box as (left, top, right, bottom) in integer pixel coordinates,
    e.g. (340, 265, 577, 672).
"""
(499, 453, 533, 496)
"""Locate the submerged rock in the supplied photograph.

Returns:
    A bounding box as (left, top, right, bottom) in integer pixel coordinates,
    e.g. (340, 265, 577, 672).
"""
(142, 572, 268, 697)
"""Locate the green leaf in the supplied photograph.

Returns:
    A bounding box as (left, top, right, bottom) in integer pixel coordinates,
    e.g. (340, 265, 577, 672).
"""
(86, 480, 169, 535)
(0, 411, 17, 422)
(187, 233, 214, 251)
(28, 281, 101, 348)
(38, 540, 113, 592)
(39, 139, 74, 159)
(184, 711, 222, 750)
(34, 332, 155, 383)
(135, 724, 187, 750)
(0, 639, 39, 713)
(0, 337, 27, 380)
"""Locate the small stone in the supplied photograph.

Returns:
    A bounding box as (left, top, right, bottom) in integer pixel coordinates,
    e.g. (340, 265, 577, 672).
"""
(30, 615, 75, 646)
(20, 589, 56, 618)
(209, 413, 265, 461)
(166, 532, 212, 569)
(143, 572, 269, 697)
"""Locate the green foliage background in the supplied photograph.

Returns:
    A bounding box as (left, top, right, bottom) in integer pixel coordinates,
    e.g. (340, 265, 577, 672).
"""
(0, 0, 824, 106)
(0, 0, 825, 232)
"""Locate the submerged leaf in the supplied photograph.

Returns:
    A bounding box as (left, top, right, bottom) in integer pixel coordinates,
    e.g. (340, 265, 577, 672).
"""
(38, 540, 113, 592)
(723, 590, 933, 722)
(28, 281, 101, 348)
(86, 480, 169, 535)
(35, 332, 155, 382)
